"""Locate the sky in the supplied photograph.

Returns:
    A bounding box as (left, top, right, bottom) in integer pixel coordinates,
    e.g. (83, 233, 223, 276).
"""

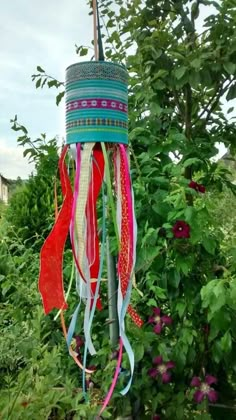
(0, 0, 93, 179)
(0, 1, 230, 179)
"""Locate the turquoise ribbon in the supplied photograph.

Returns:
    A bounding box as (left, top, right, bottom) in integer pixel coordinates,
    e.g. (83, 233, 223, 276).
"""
(118, 277, 134, 396)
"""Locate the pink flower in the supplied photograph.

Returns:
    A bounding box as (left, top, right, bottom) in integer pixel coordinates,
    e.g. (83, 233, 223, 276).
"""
(189, 180, 206, 193)
(148, 307, 172, 334)
(148, 356, 175, 384)
(173, 220, 190, 238)
(190, 375, 218, 403)
(153, 416, 161, 420)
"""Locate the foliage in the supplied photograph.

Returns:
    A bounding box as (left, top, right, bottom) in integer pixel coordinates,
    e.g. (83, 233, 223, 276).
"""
(31, 66, 65, 106)
(0, 219, 106, 419)
(86, 0, 236, 418)
(1, 0, 236, 419)
(5, 116, 59, 247)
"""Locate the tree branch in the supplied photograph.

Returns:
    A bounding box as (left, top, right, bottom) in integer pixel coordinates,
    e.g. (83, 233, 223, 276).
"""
(184, 83, 192, 139)
(204, 79, 234, 125)
(173, 88, 185, 120)
(193, 79, 233, 126)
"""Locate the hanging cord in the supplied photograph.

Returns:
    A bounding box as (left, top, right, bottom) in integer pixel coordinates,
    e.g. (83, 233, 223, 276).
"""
(96, 0, 105, 61)
(92, 0, 98, 60)
(92, 0, 104, 61)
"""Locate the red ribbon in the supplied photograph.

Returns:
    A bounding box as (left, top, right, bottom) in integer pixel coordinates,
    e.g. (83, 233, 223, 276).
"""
(118, 145, 143, 328)
(38, 145, 73, 314)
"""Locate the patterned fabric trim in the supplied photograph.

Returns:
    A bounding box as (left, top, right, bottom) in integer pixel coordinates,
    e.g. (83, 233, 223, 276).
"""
(66, 118, 128, 129)
(66, 99, 128, 113)
(66, 62, 128, 84)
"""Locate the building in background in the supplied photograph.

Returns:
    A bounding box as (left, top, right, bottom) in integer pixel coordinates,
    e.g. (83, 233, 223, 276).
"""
(0, 174, 9, 204)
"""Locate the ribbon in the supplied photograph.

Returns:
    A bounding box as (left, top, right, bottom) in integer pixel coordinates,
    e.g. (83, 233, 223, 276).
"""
(98, 144, 139, 416)
(86, 143, 104, 310)
(119, 144, 143, 327)
(70, 143, 84, 278)
(38, 145, 73, 314)
(83, 178, 106, 396)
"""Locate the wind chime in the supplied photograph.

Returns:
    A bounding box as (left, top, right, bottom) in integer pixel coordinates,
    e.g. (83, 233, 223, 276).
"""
(38, 0, 143, 413)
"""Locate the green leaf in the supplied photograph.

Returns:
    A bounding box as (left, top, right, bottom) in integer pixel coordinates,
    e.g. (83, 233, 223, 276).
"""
(153, 80, 166, 90)
(174, 66, 187, 80)
(79, 47, 88, 57)
(176, 259, 190, 276)
(176, 405, 184, 419)
(200, 68, 212, 86)
(56, 91, 65, 106)
(189, 70, 200, 88)
(151, 48, 162, 60)
(176, 301, 186, 318)
(36, 65, 45, 73)
(184, 206, 194, 223)
(36, 78, 41, 88)
(209, 310, 231, 342)
(48, 80, 58, 88)
(150, 102, 162, 115)
(220, 331, 232, 353)
(183, 157, 203, 168)
(202, 237, 216, 255)
(152, 190, 170, 217)
(169, 270, 181, 288)
(191, 58, 201, 69)
(134, 343, 144, 362)
(150, 285, 167, 299)
(223, 62, 236, 75)
(226, 83, 236, 101)
(227, 106, 234, 113)
(147, 298, 157, 307)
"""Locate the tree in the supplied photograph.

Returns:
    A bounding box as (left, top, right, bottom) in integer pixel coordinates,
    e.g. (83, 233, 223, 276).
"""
(6, 117, 59, 247)
(84, 1, 236, 418)
(2, 1, 236, 418)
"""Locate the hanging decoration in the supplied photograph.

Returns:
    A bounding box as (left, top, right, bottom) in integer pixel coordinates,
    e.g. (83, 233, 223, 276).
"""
(38, 0, 143, 413)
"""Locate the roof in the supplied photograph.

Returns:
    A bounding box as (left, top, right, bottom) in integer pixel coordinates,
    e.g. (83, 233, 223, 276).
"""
(0, 174, 10, 184)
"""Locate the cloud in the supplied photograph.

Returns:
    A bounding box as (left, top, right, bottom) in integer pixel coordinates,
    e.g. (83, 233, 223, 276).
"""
(0, 138, 34, 179)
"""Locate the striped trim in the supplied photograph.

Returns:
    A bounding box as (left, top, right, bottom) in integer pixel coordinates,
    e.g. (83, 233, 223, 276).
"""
(66, 80, 127, 92)
(67, 127, 127, 133)
(66, 131, 128, 145)
(66, 109, 128, 122)
(66, 118, 128, 129)
(66, 88, 127, 101)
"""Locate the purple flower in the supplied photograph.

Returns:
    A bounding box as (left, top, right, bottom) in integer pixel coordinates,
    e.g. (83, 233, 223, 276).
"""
(75, 335, 84, 354)
(153, 415, 161, 420)
(148, 356, 175, 384)
(189, 180, 206, 193)
(148, 307, 172, 334)
(190, 375, 218, 403)
(173, 220, 190, 239)
(110, 350, 119, 360)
